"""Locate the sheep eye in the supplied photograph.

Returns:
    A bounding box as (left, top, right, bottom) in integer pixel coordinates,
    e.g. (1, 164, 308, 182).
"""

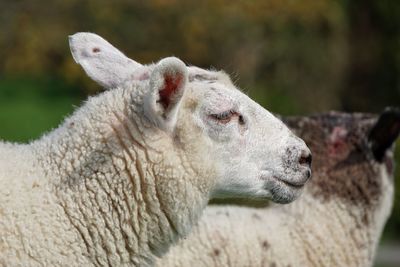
(209, 110, 236, 124)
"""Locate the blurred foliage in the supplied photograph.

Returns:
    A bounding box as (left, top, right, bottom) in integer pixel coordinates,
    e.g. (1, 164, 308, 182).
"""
(0, 0, 399, 252)
(0, 0, 351, 110)
(0, 77, 83, 142)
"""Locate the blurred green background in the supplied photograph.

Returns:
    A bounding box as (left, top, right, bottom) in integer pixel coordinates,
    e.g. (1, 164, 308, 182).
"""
(0, 0, 399, 265)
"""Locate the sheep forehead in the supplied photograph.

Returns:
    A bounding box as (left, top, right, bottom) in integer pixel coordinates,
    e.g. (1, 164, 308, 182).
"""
(183, 70, 246, 112)
(284, 112, 388, 211)
(187, 66, 236, 88)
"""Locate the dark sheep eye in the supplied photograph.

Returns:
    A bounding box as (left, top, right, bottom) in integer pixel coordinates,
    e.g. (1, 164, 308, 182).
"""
(238, 115, 245, 125)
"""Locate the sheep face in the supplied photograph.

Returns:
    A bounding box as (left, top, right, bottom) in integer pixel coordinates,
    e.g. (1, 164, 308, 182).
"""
(69, 32, 312, 204)
(180, 67, 312, 203)
(284, 109, 400, 217)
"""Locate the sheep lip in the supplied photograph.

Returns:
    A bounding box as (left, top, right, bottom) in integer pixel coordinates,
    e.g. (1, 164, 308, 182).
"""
(260, 171, 306, 189)
(273, 176, 306, 189)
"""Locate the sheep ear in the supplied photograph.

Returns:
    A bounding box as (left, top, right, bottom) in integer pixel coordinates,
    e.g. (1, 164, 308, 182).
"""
(368, 107, 400, 162)
(69, 32, 143, 88)
(144, 57, 188, 131)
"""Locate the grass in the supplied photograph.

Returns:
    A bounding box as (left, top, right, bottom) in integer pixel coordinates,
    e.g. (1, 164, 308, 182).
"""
(0, 76, 83, 142)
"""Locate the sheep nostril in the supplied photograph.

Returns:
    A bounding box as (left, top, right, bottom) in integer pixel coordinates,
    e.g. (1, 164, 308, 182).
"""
(299, 152, 312, 167)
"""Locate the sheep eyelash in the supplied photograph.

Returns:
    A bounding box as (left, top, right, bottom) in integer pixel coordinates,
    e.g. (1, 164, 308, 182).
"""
(209, 110, 241, 124)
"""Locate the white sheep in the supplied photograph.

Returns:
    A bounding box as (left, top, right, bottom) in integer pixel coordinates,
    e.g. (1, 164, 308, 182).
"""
(0, 32, 312, 267)
(157, 109, 400, 267)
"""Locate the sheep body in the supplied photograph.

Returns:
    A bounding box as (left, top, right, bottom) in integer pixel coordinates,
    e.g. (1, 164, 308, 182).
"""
(158, 185, 392, 267)
(157, 111, 400, 267)
(0, 142, 90, 266)
(0, 33, 312, 267)
(0, 87, 211, 266)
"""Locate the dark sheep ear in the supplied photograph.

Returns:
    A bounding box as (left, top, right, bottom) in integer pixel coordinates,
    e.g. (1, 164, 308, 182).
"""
(368, 107, 400, 162)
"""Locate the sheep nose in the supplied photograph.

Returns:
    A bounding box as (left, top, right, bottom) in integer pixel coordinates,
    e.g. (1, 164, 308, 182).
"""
(299, 150, 312, 168)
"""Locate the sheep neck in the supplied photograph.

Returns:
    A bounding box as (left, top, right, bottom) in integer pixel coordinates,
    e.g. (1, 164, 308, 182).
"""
(33, 87, 210, 266)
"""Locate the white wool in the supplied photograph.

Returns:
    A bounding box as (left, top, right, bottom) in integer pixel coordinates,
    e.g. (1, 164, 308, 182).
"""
(0, 33, 311, 267)
(158, 184, 393, 267)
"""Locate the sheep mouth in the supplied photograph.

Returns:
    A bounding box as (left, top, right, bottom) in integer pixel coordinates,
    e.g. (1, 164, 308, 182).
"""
(260, 170, 307, 189)
(273, 176, 305, 189)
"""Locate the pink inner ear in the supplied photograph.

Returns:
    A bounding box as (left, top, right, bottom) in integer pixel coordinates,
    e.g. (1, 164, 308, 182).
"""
(159, 74, 183, 109)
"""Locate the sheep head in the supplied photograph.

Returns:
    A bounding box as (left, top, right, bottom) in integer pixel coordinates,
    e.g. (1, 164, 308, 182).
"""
(69, 32, 312, 204)
(284, 108, 400, 222)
